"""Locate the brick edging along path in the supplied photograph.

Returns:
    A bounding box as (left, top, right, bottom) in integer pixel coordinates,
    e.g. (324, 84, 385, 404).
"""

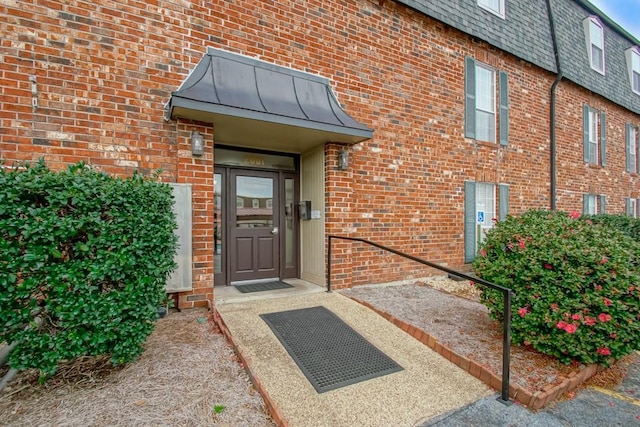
(348, 296, 606, 410)
(212, 308, 289, 427)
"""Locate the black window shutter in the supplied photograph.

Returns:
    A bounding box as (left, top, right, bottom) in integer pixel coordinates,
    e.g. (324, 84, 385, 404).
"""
(499, 184, 509, 221)
(464, 181, 477, 263)
(465, 57, 476, 139)
(600, 112, 606, 166)
(626, 124, 633, 172)
(499, 71, 509, 146)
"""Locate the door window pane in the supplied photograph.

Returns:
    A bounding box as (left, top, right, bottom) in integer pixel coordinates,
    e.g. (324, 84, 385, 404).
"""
(285, 178, 295, 269)
(214, 173, 223, 274)
(236, 176, 273, 228)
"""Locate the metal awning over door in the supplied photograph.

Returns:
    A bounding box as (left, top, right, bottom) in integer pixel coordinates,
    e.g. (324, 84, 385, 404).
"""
(165, 48, 373, 152)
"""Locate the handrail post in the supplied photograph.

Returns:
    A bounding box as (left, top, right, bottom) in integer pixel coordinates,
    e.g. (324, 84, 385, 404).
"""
(327, 235, 332, 292)
(326, 234, 512, 406)
(498, 289, 513, 405)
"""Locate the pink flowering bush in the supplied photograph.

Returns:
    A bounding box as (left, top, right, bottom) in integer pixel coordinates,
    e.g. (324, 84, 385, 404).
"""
(473, 210, 640, 366)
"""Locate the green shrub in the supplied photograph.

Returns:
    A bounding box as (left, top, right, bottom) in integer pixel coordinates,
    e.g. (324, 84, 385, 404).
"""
(473, 210, 640, 366)
(0, 160, 177, 376)
(588, 214, 640, 243)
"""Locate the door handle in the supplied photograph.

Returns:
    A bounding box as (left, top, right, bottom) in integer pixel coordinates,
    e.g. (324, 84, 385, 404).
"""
(271, 227, 279, 235)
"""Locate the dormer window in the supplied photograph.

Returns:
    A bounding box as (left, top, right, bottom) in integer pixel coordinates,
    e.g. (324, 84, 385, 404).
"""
(626, 47, 640, 95)
(584, 17, 605, 74)
(478, 0, 505, 18)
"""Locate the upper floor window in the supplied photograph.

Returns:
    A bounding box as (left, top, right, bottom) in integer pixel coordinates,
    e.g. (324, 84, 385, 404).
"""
(465, 57, 509, 145)
(584, 17, 605, 74)
(626, 47, 640, 95)
(627, 124, 639, 173)
(583, 105, 606, 166)
(476, 65, 496, 142)
(478, 0, 505, 18)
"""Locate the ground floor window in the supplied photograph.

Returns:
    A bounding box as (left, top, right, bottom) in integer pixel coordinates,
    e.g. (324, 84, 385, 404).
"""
(583, 194, 606, 215)
(626, 197, 639, 218)
(464, 181, 509, 262)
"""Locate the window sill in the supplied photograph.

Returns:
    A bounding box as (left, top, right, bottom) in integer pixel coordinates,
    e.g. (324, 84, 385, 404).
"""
(585, 163, 603, 170)
(476, 140, 499, 149)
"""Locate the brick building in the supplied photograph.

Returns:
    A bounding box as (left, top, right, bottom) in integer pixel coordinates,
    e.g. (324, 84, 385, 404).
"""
(1, 0, 639, 308)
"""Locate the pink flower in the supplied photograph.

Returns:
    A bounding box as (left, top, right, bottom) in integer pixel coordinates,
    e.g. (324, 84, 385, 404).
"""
(557, 320, 567, 329)
(564, 324, 578, 334)
(598, 313, 612, 323)
(479, 248, 487, 257)
(599, 256, 609, 264)
(518, 307, 528, 317)
(595, 285, 603, 291)
(603, 297, 612, 306)
(610, 333, 617, 339)
(492, 217, 498, 222)
(629, 286, 635, 292)
(569, 211, 580, 219)
(572, 314, 581, 321)
(584, 317, 597, 326)
(597, 347, 611, 356)
(519, 239, 526, 250)
(544, 263, 553, 270)
(550, 303, 560, 312)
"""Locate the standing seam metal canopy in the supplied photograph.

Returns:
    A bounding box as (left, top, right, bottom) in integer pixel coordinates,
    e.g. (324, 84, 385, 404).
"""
(165, 48, 373, 152)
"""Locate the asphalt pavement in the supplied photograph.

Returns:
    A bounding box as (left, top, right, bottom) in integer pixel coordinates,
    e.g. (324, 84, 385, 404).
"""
(422, 353, 640, 426)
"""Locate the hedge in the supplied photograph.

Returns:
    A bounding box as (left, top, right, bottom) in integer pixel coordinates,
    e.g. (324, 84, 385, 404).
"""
(0, 160, 177, 376)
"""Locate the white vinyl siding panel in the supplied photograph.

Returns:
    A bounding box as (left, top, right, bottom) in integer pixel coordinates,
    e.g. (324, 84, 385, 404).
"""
(166, 183, 193, 292)
(300, 146, 325, 286)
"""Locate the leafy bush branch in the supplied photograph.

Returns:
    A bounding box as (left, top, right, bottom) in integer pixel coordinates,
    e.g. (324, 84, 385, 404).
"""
(473, 210, 640, 366)
(0, 160, 177, 376)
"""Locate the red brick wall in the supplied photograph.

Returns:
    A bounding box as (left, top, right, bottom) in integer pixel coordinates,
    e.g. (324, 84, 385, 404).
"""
(1, 0, 637, 293)
(555, 81, 640, 212)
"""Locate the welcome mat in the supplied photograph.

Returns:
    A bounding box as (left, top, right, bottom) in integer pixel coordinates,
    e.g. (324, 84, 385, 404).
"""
(234, 281, 293, 294)
(260, 306, 403, 393)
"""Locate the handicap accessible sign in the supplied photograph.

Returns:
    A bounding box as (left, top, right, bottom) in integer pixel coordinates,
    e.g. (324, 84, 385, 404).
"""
(477, 211, 485, 224)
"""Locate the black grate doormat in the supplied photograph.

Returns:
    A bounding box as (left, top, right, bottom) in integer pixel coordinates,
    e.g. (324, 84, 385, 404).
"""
(234, 281, 293, 294)
(260, 306, 403, 393)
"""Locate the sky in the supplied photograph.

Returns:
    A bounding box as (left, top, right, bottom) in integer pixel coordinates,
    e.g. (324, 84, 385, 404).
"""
(587, 0, 640, 40)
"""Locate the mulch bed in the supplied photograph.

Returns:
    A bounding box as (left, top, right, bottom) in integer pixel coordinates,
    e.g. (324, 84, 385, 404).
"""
(339, 281, 634, 409)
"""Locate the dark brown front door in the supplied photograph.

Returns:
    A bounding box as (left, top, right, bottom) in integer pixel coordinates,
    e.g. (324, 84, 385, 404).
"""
(229, 170, 280, 283)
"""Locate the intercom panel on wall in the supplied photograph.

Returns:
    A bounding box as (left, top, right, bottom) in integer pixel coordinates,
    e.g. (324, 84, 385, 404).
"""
(298, 201, 311, 220)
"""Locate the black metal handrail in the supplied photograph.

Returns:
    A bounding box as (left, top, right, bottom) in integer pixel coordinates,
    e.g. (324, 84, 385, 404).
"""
(327, 235, 513, 405)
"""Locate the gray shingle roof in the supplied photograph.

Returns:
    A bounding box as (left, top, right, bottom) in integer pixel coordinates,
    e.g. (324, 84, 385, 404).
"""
(396, 0, 557, 72)
(394, 0, 640, 114)
(550, 0, 640, 114)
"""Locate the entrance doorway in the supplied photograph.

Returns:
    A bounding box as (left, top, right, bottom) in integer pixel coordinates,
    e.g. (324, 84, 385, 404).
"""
(214, 148, 299, 286)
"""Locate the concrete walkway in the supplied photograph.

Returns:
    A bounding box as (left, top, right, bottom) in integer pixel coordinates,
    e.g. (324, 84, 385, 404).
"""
(215, 289, 492, 427)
